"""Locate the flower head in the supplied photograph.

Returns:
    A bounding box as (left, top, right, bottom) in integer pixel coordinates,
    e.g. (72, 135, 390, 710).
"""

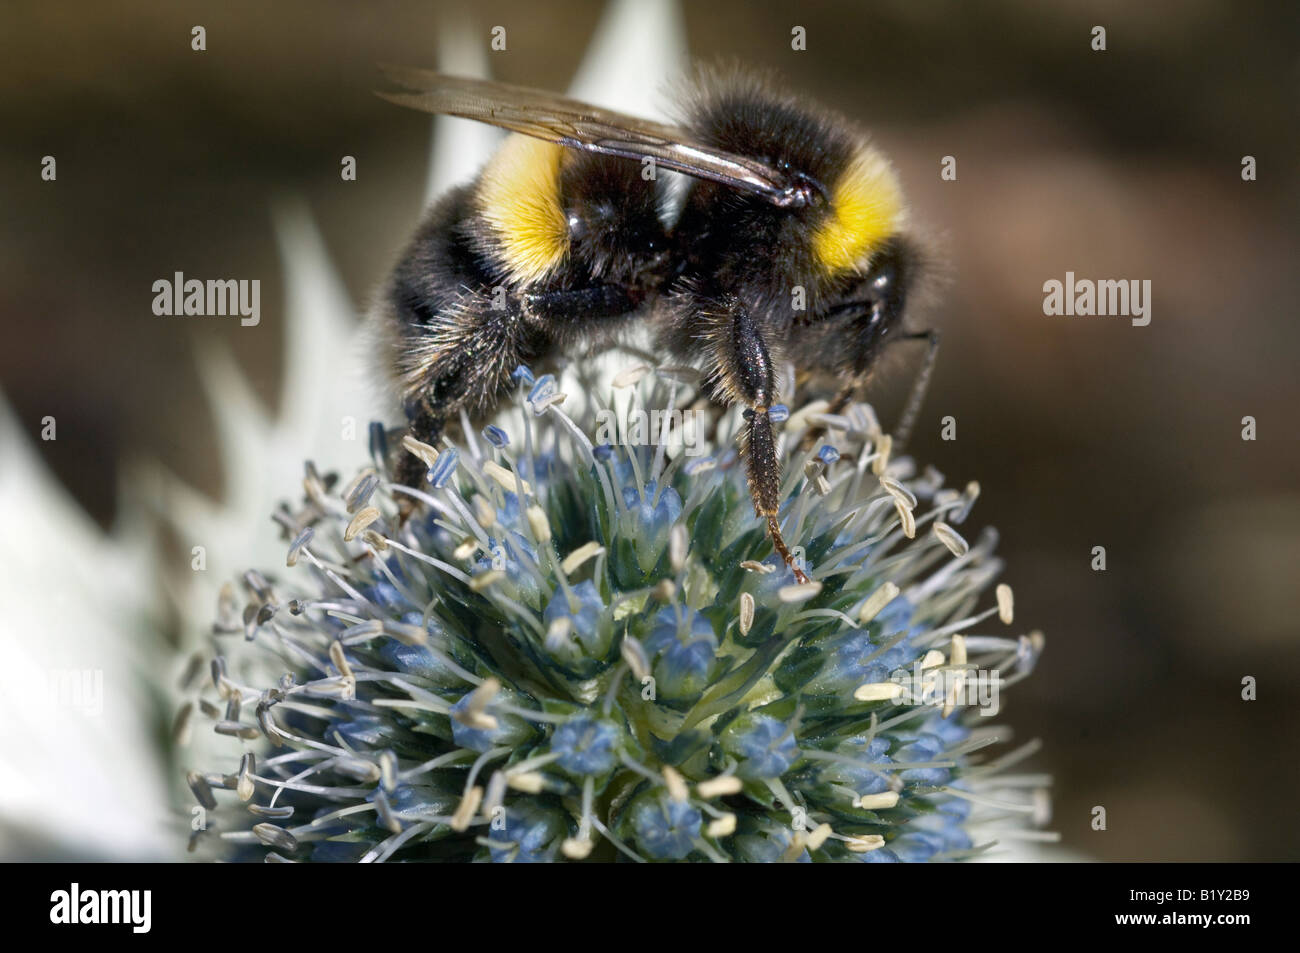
(187, 365, 1048, 862)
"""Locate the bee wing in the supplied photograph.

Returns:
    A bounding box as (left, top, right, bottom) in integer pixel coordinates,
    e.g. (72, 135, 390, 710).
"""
(377, 67, 803, 206)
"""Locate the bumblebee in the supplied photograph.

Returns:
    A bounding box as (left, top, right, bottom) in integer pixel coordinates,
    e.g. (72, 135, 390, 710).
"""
(377, 66, 937, 584)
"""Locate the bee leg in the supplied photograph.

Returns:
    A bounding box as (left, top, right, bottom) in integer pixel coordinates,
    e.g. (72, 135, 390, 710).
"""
(393, 402, 446, 522)
(725, 301, 811, 584)
(797, 380, 860, 453)
(523, 283, 640, 320)
(744, 406, 809, 584)
(389, 286, 564, 521)
(891, 328, 941, 451)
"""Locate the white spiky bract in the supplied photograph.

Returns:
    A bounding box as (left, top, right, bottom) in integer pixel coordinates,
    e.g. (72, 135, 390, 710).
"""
(0, 396, 171, 858)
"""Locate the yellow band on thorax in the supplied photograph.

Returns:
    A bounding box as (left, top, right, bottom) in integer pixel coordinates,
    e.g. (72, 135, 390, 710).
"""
(811, 146, 905, 276)
(478, 134, 570, 284)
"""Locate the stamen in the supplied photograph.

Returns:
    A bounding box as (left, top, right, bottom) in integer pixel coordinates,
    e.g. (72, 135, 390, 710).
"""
(871, 434, 893, 475)
(857, 581, 900, 623)
(806, 823, 833, 851)
(506, 771, 546, 794)
(344, 506, 380, 541)
(612, 364, 650, 388)
(895, 500, 916, 539)
(473, 495, 497, 530)
(286, 528, 314, 567)
(697, 775, 743, 798)
(933, 521, 969, 557)
(781, 831, 808, 862)
(669, 523, 688, 571)
(663, 765, 689, 803)
(401, 435, 439, 468)
(778, 581, 823, 603)
(854, 682, 904, 702)
(706, 814, 737, 838)
(449, 786, 483, 832)
(532, 392, 568, 413)
(253, 823, 299, 853)
(562, 837, 594, 859)
(996, 584, 1014, 624)
(844, 834, 885, 853)
(328, 641, 353, 679)
(879, 476, 916, 509)
(738, 592, 755, 636)
(919, 649, 945, 670)
(468, 570, 504, 592)
(854, 791, 900, 810)
(620, 636, 651, 681)
(479, 459, 528, 495)
(561, 541, 605, 575)
(526, 505, 551, 543)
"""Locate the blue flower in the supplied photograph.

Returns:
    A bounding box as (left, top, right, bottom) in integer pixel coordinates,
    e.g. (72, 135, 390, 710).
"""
(856, 847, 901, 863)
(628, 793, 701, 860)
(362, 579, 418, 613)
(890, 828, 960, 863)
(722, 713, 800, 779)
(733, 821, 812, 863)
(542, 580, 609, 658)
(809, 628, 909, 695)
(449, 689, 532, 753)
(620, 480, 683, 572)
(894, 732, 953, 787)
(327, 714, 401, 749)
(809, 735, 895, 795)
(379, 638, 469, 691)
(488, 805, 566, 863)
(552, 716, 621, 777)
(641, 607, 718, 702)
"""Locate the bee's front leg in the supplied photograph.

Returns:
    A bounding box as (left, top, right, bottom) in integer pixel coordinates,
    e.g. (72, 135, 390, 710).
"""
(721, 299, 810, 585)
(389, 291, 535, 519)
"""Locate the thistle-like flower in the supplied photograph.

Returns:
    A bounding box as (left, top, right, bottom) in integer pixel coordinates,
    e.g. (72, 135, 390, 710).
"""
(188, 363, 1049, 862)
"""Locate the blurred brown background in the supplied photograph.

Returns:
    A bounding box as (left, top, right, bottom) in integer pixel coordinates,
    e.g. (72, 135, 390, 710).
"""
(2, 0, 1297, 860)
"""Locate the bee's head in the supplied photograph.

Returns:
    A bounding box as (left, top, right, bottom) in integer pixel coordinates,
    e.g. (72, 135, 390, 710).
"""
(561, 154, 670, 292)
(838, 236, 920, 372)
(785, 234, 931, 380)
